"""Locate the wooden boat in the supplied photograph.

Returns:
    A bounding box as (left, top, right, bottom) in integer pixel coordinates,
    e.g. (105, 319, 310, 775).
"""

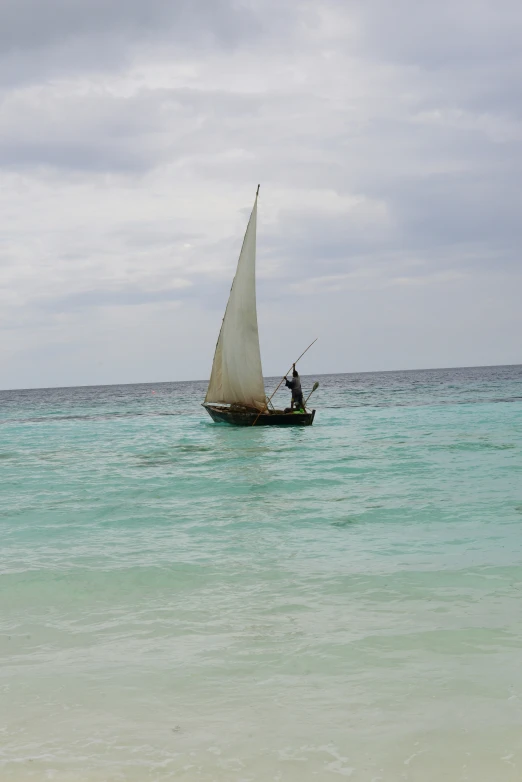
(203, 187, 317, 427)
(204, 404, 316, 426)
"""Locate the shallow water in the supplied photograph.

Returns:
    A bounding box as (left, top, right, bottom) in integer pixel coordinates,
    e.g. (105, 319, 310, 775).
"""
(1, 366, 522, 781)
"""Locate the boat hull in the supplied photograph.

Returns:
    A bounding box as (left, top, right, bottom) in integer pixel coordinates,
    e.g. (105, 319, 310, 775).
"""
(203, 405, 316, 427)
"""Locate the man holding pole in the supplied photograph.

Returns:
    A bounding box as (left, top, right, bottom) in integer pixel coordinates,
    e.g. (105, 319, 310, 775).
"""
(285, 364, 305, 411)
(250, 340, 318, 425)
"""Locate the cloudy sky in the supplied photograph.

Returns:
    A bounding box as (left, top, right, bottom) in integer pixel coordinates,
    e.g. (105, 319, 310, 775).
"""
(1, 0, 521, 389)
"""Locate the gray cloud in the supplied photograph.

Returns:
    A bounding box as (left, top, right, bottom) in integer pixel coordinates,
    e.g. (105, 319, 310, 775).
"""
(352, 0, 522, 67)
(40, 284, 193, 312)
(0, 0, 269, 59)
(0, 0, 296, 87)
(0, 86, 265, 172)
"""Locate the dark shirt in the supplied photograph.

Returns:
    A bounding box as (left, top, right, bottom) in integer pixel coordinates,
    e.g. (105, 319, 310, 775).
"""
(285, 375, 302, 396)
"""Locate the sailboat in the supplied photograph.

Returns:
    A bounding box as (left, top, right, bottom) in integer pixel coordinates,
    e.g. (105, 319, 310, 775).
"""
(203, 187, 317, 426)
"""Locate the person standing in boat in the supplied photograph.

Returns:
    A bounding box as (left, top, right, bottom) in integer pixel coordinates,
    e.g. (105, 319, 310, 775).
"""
(285, 364, 305, 411)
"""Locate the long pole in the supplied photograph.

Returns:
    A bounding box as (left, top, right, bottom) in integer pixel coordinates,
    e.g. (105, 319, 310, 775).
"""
(251, 338, 318, 426)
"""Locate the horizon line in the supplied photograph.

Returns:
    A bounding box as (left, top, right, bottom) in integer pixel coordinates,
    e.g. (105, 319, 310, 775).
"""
(1, 362, 520, 393)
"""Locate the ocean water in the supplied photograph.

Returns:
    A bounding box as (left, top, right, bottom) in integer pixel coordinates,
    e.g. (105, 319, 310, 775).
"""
(1, 365, 522, 782)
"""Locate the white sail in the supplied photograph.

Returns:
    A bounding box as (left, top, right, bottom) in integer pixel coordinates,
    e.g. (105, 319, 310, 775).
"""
(204, 192, 266, 411)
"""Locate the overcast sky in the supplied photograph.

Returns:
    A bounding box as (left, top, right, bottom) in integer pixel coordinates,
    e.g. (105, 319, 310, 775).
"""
(1, 0, 521, 389)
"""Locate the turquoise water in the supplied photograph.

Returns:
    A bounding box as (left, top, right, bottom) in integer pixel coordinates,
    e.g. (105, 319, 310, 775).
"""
(1, 366, 522, 781)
